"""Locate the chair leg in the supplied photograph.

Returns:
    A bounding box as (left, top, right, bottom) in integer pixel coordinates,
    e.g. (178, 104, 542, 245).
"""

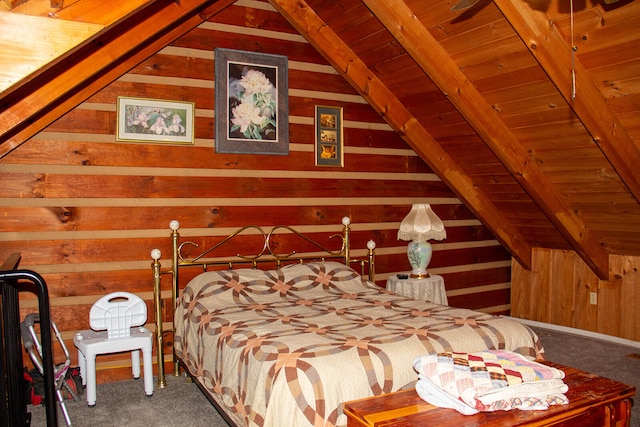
(142, 346, 154, 397)
(77, 348, 87, 386)
(130, 349, 141, 379)
(84, 353, 97, 406)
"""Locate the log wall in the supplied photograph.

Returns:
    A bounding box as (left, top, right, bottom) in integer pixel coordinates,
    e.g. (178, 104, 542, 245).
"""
(0, 0, 511, 381)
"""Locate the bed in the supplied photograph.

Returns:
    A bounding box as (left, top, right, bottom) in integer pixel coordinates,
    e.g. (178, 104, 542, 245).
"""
(150, 217, 542, 427)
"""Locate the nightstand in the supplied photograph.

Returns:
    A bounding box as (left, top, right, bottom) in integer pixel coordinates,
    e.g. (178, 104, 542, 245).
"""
(385, 273, 447, 305)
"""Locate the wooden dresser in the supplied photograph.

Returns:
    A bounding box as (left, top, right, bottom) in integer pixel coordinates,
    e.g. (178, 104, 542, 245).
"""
(343, 363, 635, 427)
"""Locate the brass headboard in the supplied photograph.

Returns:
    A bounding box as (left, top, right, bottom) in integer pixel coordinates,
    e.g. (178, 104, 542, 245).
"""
(150, 217, 376, 388)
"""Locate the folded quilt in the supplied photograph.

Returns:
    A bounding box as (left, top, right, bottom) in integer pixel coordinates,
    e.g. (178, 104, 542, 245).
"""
(413, 350, 569, 414)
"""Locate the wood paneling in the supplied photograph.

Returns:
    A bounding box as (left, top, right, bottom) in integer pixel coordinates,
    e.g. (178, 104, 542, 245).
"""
(511, 248, 640, 342)
(3, 0, 639, 281)
(0, 1, 508, 382)
(0, 11, 102, 92)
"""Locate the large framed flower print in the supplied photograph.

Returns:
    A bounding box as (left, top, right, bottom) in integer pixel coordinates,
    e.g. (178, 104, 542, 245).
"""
(214, 49, 288, 155)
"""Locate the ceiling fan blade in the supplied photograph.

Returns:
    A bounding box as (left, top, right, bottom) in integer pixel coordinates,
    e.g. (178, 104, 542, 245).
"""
(450, 0, 481, 11)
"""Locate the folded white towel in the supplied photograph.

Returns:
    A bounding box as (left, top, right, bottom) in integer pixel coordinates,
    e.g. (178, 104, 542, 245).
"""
(416, 376, 481, 415)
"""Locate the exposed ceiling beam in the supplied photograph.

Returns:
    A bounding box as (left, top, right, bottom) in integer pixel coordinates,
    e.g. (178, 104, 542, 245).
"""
(0, 0, 234, 159)
(494, 0, 640, 205)
(361, 0, 611, 279)
(269, 0, 534, 270)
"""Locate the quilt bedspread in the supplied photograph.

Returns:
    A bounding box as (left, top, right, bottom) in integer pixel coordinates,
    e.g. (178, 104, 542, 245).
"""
(174, 262, 542, 427)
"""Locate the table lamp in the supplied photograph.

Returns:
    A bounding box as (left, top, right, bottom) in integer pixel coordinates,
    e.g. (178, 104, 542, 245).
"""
(397, 204, 446, 278)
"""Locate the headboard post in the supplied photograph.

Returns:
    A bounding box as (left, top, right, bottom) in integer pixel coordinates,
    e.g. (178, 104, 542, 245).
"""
(367, 240, 376, 282)
(169, 220, 181, 377)
(150, 249, 166, 388)
(342, 216, 351, 267)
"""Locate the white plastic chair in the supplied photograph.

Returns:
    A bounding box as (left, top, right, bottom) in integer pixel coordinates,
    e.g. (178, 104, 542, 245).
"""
(73, 292, 153, 406)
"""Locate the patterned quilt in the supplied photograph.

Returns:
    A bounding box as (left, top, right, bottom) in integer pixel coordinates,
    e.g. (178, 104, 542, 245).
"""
(174, 261, 542, 427)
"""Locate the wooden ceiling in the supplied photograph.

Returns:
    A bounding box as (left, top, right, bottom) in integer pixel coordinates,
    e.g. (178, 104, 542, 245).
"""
(1, 0, 639, 279)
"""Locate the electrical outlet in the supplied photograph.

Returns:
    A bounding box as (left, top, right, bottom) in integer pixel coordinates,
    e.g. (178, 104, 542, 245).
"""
(589, 292, 597, 305)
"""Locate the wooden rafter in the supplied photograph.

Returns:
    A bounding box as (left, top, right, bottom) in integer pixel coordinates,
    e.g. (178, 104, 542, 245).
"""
(361, 0, 611, 279)
(0, 0, 234, 159)
(493, 0, 640, 205)
(269, 0, 534, 270)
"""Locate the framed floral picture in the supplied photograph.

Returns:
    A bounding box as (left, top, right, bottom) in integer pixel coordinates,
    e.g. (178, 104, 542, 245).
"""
(116, 97, 194, 144)
(315, 105, 344, 167)
(215, 48, 289, 155)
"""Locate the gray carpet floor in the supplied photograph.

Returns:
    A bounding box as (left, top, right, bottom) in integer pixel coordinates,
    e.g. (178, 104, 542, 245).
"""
(28, 371, 228, 427)
(530, 326, 640, 427)
(28, 324, 640, 426)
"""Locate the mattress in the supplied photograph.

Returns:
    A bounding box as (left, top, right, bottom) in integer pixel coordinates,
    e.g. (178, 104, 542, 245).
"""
(174, 261, 542, 426)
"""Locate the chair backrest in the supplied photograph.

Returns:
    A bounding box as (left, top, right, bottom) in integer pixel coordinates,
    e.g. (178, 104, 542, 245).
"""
(89, 292, 147, 339)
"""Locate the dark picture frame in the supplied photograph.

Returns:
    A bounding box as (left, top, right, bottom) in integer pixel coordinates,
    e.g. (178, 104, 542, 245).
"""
(315, 105, 344, 167)
(215, 48, 288, 155)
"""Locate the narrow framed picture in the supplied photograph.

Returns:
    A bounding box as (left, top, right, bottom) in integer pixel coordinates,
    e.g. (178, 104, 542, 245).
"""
(116, 97, 194, 144)
(215, 48, 289, 155)
(315, 105, 344, 167)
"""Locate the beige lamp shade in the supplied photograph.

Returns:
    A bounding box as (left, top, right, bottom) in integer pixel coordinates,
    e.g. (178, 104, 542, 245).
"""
(397, 204, 446, 242)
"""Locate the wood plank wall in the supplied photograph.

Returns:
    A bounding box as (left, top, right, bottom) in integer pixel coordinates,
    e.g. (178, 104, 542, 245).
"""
(511, 248, 640, 342)
(0, 0, 511, 382)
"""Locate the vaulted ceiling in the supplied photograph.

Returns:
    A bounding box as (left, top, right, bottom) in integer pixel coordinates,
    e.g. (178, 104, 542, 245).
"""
(1, 0, 639, 279)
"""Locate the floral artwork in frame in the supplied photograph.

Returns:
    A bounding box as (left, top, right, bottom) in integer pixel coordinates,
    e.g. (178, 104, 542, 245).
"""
(215, 48, 289, 155)
(116, 97, 194, 144)
(315, 105, 344, 167)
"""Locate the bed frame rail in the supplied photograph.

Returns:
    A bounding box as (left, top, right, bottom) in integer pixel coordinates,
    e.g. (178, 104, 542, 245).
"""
(150, 217, 375, 388)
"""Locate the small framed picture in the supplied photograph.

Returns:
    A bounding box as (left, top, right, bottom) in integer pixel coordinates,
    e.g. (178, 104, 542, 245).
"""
(315, 106, 343, 167)
(116, 97, 194, 144)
